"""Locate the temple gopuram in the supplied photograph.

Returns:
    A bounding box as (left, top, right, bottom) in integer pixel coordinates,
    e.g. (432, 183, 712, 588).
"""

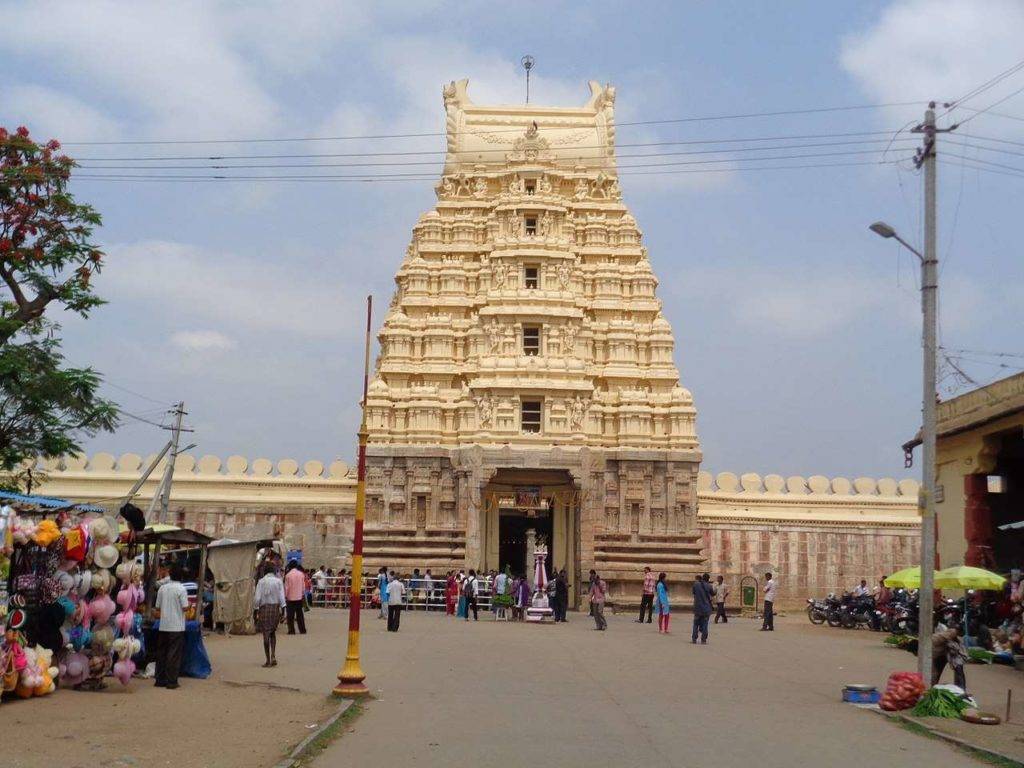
(362, 79, 711, 603)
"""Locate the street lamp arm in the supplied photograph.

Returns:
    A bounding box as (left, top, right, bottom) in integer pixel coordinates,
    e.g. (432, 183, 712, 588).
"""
(892, 234, 924, 262)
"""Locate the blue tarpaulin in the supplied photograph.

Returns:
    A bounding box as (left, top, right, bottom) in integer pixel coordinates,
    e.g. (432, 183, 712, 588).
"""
(0, 490, 106, 513)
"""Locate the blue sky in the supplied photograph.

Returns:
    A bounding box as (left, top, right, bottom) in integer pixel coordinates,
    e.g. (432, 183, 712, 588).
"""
(2, 0, 1022, 479)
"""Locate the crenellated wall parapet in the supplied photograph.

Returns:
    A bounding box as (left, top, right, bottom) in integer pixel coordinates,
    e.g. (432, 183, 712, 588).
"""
(697, 470, 920, 528)
(27, 453, 358, 508)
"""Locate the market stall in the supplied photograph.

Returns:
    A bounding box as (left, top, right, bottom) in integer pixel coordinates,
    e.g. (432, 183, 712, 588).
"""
(206, 538, 276, 634)
(134, 526, 214, 679)
(1, 492, 140, 698)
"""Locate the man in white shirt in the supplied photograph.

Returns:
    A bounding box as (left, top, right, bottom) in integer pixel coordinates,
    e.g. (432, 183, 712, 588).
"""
(254, 566, 286, 667)
(423, 569, 435, 610)
(313, 566, 328, 606)
(154, 564, 189, 688)
(761, 572, 777, 632)
(713, 575, 730, 624)
(852, 579, 869, 598)
(386, 573, 406, 632)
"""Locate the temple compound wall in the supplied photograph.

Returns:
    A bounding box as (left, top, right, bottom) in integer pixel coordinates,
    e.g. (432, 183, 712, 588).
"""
(31, 454, 921, 609)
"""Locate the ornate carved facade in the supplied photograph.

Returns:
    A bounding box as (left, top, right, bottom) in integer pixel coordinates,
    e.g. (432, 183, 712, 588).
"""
(364, 79, 702, 601)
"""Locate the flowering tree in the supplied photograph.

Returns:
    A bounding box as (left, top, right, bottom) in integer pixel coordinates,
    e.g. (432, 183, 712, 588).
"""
(0, 126, 116, 473)
(1, 126, 104, 345)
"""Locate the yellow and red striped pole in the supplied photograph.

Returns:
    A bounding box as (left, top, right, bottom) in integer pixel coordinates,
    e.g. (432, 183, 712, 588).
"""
(334, 295, 372, 698)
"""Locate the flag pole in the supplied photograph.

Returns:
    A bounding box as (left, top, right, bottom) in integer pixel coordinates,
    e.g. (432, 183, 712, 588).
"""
(334, 294, 372, 697)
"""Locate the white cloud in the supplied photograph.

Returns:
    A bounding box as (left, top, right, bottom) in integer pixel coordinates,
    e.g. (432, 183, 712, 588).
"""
(170, 329, 237, 353)
(841, 1, 1024, 130)
(99, 240, 364, 339)
(0, 84, 121, 142)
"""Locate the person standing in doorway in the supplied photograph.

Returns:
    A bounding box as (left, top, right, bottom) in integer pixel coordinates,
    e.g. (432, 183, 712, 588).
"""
(655, 572, 671, 634)
(692, 572, 713, 644)
(254, 564, 286, 667)
(589, 573, 608, 631)
(637, 566, 656, 624)
(761, 572, 776, 631)
(386, 573, 406, 632)
(377, 566, 389, 620)
(714, 575, 730, 624)
(284, 561, 307, 635)
(154, 564, 189, 689)
(464, 569, 479, 621)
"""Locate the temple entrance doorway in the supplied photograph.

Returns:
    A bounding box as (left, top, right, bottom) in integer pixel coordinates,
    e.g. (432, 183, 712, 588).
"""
(498, 511, 552, 579)
(481, 468, 580, 606)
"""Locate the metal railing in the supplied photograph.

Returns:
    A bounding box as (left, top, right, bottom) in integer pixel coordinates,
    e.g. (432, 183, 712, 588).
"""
(310, 576, 497, 612)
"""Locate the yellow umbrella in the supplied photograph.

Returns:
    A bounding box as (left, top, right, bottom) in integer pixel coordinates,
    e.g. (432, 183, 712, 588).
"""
(934, 566, 1006, 591)
(884, 566, 926, 588)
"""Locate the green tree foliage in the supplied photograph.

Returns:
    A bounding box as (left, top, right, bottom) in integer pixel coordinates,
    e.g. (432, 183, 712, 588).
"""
(0, 127, 117, 472)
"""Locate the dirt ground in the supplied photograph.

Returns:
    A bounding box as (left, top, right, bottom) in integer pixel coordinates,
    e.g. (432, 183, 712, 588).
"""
(2, 614, 344, 768)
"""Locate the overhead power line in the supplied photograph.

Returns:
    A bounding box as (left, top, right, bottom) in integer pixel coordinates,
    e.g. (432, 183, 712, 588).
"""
(66, 154, 915, 183)
(58, 101, 925, 147)
(74, 140, 919, 171)
(944, 57, 1024, 113)
(72, 131, 911, 163)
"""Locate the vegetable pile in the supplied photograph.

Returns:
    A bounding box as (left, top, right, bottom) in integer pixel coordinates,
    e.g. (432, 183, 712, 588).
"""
(879, 671, 926, 711)
(910, 687, 971, 719)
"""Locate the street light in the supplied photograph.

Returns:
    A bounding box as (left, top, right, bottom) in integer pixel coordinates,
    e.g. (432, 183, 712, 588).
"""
(869, 219, 938, 684)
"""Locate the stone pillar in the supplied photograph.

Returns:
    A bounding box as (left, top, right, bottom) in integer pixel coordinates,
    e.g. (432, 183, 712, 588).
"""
(964, 473, 994, 568)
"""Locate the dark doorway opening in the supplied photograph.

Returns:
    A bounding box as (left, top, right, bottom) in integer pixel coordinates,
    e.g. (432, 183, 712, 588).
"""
(498, 511, 553, 579)
(991, 430, 1024, 571)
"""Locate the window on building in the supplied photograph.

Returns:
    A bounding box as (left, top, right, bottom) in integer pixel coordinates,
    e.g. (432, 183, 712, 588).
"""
(521, 400, 542, 433)
(524, 266, 539, 289)
(525, 181, 536, 195)
(524, 216, 537, 236)
(522, 325, 540, 356)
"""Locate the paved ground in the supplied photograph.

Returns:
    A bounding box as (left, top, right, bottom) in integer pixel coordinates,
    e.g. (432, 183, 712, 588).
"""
(5, 609, 1022, 767)
(312, 609, 1024, 768)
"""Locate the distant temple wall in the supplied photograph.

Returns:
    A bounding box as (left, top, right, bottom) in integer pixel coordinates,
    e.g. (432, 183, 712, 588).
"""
(697, 471, 921, 608)
(29, 455, 920, 606)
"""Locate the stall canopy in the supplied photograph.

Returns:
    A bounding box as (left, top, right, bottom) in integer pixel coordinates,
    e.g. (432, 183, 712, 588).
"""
(206, 538, 273, 633)
(0, 490, 106, 514)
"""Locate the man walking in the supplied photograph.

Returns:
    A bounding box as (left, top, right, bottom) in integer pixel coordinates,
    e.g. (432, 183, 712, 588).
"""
(713, 575, 730, 624)
(761, 572, 777, 631)
(637, 566, 655, 624)
(386, 572, 406, 632)
(589, 572, 608, 631)
(692, 572, 713, 644)
(154, 564, 189, 689)
(284, 561, 307, 635)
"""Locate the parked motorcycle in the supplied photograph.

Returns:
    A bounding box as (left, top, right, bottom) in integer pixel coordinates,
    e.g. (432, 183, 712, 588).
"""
(806, 597, 828, 624)
(839, 593, 879, 630)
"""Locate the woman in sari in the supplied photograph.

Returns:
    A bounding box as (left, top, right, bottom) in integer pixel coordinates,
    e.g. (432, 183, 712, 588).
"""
(455, 570, 468, 618)
(444, 571, 458, 616)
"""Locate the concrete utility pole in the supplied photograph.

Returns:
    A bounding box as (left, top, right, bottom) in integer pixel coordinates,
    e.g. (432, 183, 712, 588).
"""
(149, 402, 186, 525)
(869, 102, 945, 683)
(916, 104, 939, 684)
